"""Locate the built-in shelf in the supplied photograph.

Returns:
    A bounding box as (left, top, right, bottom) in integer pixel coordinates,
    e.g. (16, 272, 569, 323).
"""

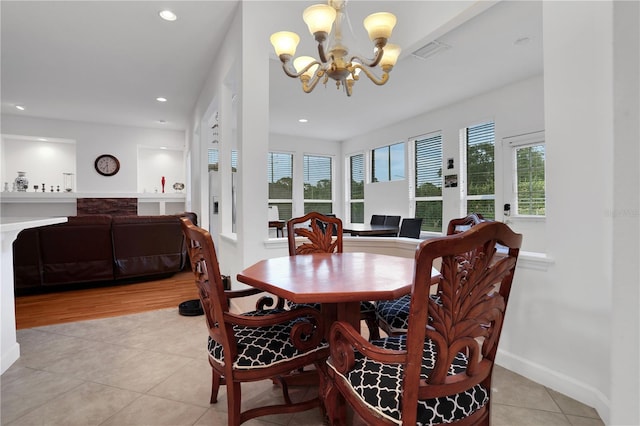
(0, 192, 187, 216)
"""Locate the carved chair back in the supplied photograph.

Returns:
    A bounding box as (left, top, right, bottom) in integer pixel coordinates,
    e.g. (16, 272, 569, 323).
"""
(287, 211, 343, 256)
(446, 212, 487, 235)
(328, 221, 522, 425)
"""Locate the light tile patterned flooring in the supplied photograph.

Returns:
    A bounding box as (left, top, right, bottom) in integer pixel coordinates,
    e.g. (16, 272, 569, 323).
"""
(2, 308, 604, 426)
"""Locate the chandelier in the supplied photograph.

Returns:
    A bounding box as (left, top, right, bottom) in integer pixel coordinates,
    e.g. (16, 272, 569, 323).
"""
(270, 0, 400, 97)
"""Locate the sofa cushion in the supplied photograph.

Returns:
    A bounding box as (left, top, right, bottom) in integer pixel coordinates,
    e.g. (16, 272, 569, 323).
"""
(40, 215, 115, 285)
(112, 215, 183, 279)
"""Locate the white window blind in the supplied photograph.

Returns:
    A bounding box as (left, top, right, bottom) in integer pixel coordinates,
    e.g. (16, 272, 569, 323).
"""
(466, 122, 495, 218)
(414, 133, 443, 232)
(268, 152, 293, 220)
(304, 154, 332, 214)
(349, 153, 364, 223)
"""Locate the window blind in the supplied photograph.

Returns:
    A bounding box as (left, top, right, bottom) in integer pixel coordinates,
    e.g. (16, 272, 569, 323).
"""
(415, 133, 442, 197)
(350, 154, 364, 199)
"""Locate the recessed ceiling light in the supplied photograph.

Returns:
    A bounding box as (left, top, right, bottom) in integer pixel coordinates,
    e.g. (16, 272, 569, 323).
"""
(159, 10, 177, 21)
(298, 118, 308, 123)
(37, 138, 48, 141)
(156, 97, 167, 102)
(15, 105, 25, 111)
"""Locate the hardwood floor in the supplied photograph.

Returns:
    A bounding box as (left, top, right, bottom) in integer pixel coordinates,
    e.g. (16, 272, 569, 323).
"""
(15, 271, 198, 329)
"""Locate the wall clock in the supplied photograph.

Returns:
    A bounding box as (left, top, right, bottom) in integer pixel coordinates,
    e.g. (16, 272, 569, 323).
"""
(94, 154, 120, 176)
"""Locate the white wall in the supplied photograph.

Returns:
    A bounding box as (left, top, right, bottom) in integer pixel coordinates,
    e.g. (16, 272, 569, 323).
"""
(610, 1, 640, 424)
(1, 115, 185, 194)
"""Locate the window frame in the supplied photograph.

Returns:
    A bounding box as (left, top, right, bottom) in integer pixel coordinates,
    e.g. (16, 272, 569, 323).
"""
(267, 151, 294, 221)
(371, 141, 406, 183)
(412, 131, 444, 233)
(462, 121, 496, 219)
(504, 131, 546, 218)
(346, 152, 365, 224)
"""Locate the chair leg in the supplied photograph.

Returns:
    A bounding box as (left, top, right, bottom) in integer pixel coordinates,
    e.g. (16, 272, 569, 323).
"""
(210, 369, 222, 403)
(226, 381, 242, 426)
(364, 317, 380, 341)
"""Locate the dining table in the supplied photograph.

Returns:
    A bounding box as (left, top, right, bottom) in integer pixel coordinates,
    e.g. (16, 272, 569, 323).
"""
(237, 251, 440, 336)
(342, 223, 400, 237)
(237, 251, 440, 420)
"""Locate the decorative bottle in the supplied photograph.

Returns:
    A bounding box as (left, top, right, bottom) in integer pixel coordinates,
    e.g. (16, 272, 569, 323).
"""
(14, 171, 29, 192)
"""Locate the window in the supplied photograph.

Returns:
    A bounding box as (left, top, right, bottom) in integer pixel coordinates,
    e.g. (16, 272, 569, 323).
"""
(303, 155, 333, 214)
(268, 152, 293, 220)
(208, 149, 219, 170)
(515, 144, 545, 215)
(348, 153, 365, 223)
(414, 133, 443, 232)
(372, 142, 405, 182)
(465, 122, 495, 219)
(231, 150, 238, 170)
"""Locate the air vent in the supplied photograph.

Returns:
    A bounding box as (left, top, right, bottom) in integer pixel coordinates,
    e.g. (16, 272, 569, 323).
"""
(411, 40, 451, 60)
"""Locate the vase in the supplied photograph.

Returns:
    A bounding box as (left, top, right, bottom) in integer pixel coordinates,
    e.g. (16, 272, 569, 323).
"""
(14, 171, 29, 192)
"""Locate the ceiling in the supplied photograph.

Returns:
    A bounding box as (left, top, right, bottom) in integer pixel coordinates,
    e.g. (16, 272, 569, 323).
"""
(1, 1, 542, 141)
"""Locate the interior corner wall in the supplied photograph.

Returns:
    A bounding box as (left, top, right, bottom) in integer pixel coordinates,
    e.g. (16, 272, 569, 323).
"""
(541, 1, 614, 421)
(610, 1, 640, 424)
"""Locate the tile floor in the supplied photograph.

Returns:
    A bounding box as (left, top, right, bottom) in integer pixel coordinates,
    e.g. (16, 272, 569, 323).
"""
(1, 308, 604, 426)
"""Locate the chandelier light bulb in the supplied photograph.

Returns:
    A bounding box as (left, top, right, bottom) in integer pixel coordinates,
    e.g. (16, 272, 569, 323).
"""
(303, 4, 337, 36)
(294, 56, 319, 78)
(270, 31, 300, 57)
(380, 43, 401, 68)
(363, 12, 397, 41)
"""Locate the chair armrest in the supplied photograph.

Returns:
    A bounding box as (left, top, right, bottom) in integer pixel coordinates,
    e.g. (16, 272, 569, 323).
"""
(224, 287, 264, 299)
(224, 306, 325, 351)
(329, 321, 406, 374)
(255, 295, 286, 310)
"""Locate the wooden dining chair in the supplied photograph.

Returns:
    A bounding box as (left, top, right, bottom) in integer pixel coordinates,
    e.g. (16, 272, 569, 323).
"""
(447, 212, 486, 234)
(278, 211, 381, 340)
(377, 213, 488, 336)
(180, 218, 329, 426)
(326, 221, 522, 425)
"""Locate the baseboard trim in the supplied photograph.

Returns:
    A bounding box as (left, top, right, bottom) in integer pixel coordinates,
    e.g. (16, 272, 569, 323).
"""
(496, 348, 610, 424)
(1, 342, 20, 375)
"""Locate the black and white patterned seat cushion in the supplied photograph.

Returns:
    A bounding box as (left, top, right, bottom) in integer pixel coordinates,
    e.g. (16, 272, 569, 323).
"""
(376, 294, 441, 334)
(208, 310, 327, 370)
(327, 335, 488, 425)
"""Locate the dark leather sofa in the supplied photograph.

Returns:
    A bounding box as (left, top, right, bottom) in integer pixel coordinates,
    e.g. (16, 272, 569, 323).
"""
(13, 212, 197, 295)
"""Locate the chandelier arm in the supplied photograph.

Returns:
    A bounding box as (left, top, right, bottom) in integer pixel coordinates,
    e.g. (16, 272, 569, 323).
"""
(301, 70, 326, 93)
(349, 45, 385, 68)
(280, 58, 324, 79)
(352, 64, 390, 86)
(317, 41, 329, 64)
